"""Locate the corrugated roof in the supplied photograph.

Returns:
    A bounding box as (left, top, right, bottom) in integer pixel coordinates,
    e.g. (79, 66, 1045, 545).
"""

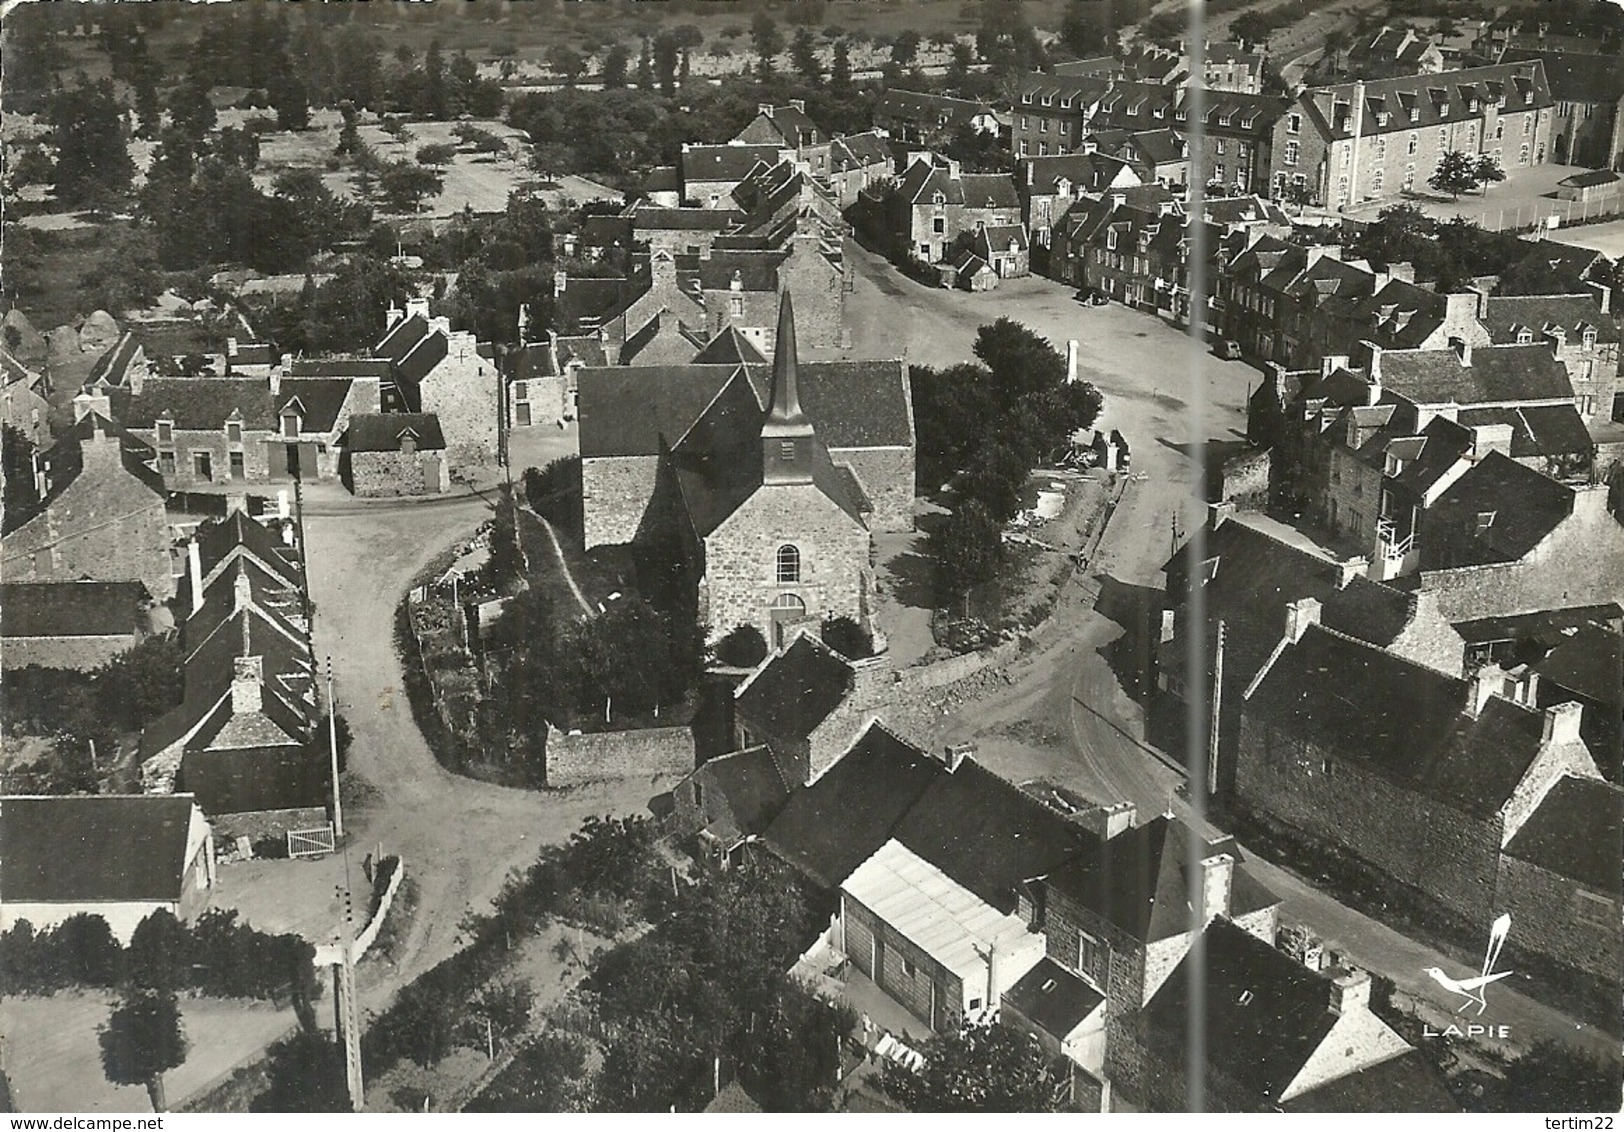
(843, 839, 1041, 984)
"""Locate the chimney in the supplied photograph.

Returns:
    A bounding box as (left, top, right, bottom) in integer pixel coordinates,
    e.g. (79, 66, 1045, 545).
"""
(759, 102, 774, 118)
(553, 268, 568, 298)
(1026, 161, 1035, 187)
(227, 336, 239, 355)
(1363, 341, 1383, 383)
(73, 390, 111, 422)
(1070, 800, 1137, 839)
(231, 655, 264, 715)
(234, 568, 253, 612)
(1365, 375, 1382, 407)
(385, 302, 404, 332)
(1471, 422, 1514, 460)
(1209, 500, 1237, 529)
(1320, 353, 1350, 378)
(847, 652, 896, 709)
(1066, 339, 1079, 384)
(1335, 556, 1367, 589)
(1448, 335, 1472, 367)
(1285, 596, 1321, 643)
(405, 296, 431, 322)
(1329, 968, 1372, 1015)
(944, 741, 976, 772)
(947, 159, 962, 180)
(188, 538, 205, 615)
(1200, 852, 1234, 920)
(1468, 662, 1507, 717)
(225, 491, 247, 516)
(430, 315, 452, 337)
(1386, 261, 1415, 283)
(269, 365, 281, 396)
(1542, 701, 1583, 746)
(1586, 279, 1611, 315)
(1111, 191, 1127, 208)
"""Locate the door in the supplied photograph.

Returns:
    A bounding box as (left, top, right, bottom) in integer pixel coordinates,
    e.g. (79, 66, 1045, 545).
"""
(770, 593, 806, 647)
(422, 455, 442, 494)
(516, 402, 531, 427)
(873, 934, 887, 992)
(229, 451, 245, 480)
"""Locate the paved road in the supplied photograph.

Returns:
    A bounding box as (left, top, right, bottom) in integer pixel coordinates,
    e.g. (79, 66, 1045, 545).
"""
(843, 243, 1616, 1059)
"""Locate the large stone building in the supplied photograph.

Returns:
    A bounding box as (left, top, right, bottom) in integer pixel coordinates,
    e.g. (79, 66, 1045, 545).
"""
(372, 301, 499, 466)
(1504, 49, 1624, 168)
(1, 410, 173, 601)
(578, 296, 912, 643)
(1273, 63, 1553, 208)
(889, 156, 1022, 264)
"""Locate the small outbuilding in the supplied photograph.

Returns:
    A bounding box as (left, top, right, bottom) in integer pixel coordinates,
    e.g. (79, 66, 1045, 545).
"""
(345, 413, 450, 497)
(1556, 169, 1621, 204)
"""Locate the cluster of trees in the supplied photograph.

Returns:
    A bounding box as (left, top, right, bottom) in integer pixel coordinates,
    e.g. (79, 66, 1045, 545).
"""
(1428, 150, 1507, 201)
(914, 320, 1104, 606)
(1340, 204, 1608, 295)
(880, 1021, 1067, 1112)
(251, 255, 418, 358)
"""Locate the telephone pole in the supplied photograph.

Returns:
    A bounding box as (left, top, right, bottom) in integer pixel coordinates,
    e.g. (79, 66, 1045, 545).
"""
(326, 657, 344, 839)
(333, 885, 364, 1111)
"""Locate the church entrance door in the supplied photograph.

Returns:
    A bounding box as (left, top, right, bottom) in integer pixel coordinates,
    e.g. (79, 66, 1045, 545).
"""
(770, 593, 807, 647)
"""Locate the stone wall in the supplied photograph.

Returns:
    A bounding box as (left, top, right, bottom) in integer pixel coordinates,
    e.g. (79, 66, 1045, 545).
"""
(213, 806, 329, 844)
(1, 442, 174, 601)
(844, 893, 961, 1030)
(582, 455, 660, 549)
(780, 237, 846, 350)
(511, 374, 571, 426)
(423, 338, 500, 467)
(833, 447, 915, 533)
(704, 482, 869, 641)
(900, 637, 1024, 692)
(1496, 854, 1624, 983)
(1219, 447, 1271, 508)
(352, 450, 449, 497)
(544, 722, 694, 787)
(1236, 715, 1503, 920)
(0, 632, 138, 672)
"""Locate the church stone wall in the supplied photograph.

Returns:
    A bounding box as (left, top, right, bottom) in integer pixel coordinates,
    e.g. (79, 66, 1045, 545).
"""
(832, 447, 915, 532)
(582, 455, 660, 548)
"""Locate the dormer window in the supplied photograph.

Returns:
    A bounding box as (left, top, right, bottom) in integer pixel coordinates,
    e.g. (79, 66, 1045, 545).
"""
(156, 419, 173, 445)
(1475, 510, 1496, 536)
(227, 420, 243, 445)
(1583, 328, 1597, 349)
(281, 410, 300, 439)
(1516, 328, 1533, 344)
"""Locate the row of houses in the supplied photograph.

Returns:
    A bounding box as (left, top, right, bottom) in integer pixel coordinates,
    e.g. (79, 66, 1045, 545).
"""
(658, 632, 1461, 1112)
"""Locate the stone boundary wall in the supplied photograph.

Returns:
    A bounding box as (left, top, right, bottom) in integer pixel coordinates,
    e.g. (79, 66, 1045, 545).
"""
(316, 857, 406, 966)
(899, 637, 1024, 692)
(545, 722, 694, 787)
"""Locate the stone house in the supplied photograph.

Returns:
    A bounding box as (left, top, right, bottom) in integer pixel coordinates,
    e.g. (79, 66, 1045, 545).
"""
(1, 346, 51, 448)
(1343, 27, 1447, 79)
(680, 142, 789, 209)
(951, 250, 998, 292)
(177, 508, 300, 616)
(1478, 291, 1621, 425)
(1504, 49, 1624, 168)
(1089, 84, 1286, 196)
(1273, 63, 1553, 208)
(504, 330, 611, 428)
(629, 205, 746, 257)
(1237, 614, 1602, 924)
(971, 224, 1031, 280)
(0, 580, 147, 672)
(1012, 72, 1113, 158)
(1089, 128, 1190, 189)
(875, 90, 1000, 146)
(1205, 42, 1266, 94)
(1, 411, 173, 601)
(1017, 152, 1141, 248)
(0, 795, 215, 945)
(345, 413, 450, 497)
(890, 156, 1022, 265)
(374, 301, 499, 467)
(84, 331, 148, 393)
(734, 101, 831, 176)
(826, 131, 894, 209)
(731, 631, 896, 787)
(667, 744, 791, 865)
(1495, 774, 1623, 985)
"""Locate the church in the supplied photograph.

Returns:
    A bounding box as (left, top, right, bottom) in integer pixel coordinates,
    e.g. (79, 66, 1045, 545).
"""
(576, 295, 914, 645)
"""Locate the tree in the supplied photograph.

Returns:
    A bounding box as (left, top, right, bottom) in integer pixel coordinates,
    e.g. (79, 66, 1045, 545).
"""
(100, 990, 188, 1112)
(791, 28, 824, 83)
(880, 1021, 1065, 1111)
(49, 80, 134, 208)
(930, 498, 1004, 607)
(166, 77, 217, 145)
(463, 978, 536, 1059)
(378, 160, 444, 214)
(714, 624, 769, 667)
(3, 423, 39, 513)
(602, 42, 630, 88)
(636, 38, 655, 90)
(52, 913, 124, 986)
(652, 32, 681, 96)
(1059, 1, 1106, 57)
(830, 39, 853, 93)
(269, 71, 310, 131)
(416, 143, 457, 166)
(549, 45, 586, 88)
(1501, 1040, 1624, 1111)
(126, 909, 191, 991)
(1475, 153, 1506, 194)
(251, 1034, 349, 1112)
(466, 1031, 596, 1112)
(751, 11, 785, 71)
(1429, 149, 1478, 200)
(1230, 11, 1274, 50)
(890, 29, 921, 67)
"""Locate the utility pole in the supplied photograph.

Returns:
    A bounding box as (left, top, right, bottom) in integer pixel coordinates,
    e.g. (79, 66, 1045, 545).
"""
(327, 657, 344, 839)
(1209, 620, 1225, 795)
(333, 885, 364, 1111)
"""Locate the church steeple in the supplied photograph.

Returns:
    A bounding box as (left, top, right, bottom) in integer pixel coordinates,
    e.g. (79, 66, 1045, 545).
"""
(762, 292, 815, 484)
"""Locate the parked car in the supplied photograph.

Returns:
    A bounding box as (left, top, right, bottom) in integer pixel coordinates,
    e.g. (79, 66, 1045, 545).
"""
(1217, 339, 1243, 360)
(1074, 288, 1108, 306)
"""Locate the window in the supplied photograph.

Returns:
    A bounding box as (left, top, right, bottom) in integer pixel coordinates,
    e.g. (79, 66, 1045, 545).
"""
(1517, 328, 1533, 344)
(932, 215, 945, 234)
(1020, 115, 1029, 130)
(160, 451, 176, 475)
(281, 411, 299, 439)
(157, 420, 173, 445)
(1523, 115, 1533, 136)
(1283, 141, 1298, 167)
(1407, 132, 1419, 156)
(776, 544, 801, 583)
(229, 451, 245, 479)
(1583, 329, 1597, 349)
(513, 381, 528, 401)
(1438, 128, 1449, 151)
(1375, 136, 1386, 159)
(1404, 164, 1417, 190)
(1520, 142, 1530, 164)
(227, 421, 242, 445)
(729, 295, 744, 318)
(778, 440, 795, 461)
(693, 781, 703, 808)
(1215, 139, 1226, 155)
(1078, 930, 1104, 973)
(968, 997, 982, 1011)
(1495, 122, 1504, 140)
(903, 958, 917, 977)
(1288, 113, 1301, 134)
(1372, 167, 1384, 193)
(192, 451, 212, 479)
(1038, 141, 1049, 156)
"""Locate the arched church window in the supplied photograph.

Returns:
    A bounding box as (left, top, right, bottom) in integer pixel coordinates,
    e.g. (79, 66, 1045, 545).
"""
(776, 545, 801, 583)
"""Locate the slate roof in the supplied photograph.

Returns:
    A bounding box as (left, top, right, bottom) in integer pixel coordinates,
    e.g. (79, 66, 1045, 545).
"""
(974, 225, 1029, 258)
(395, 330, 450, 386)
(277, 377, 356, 433)
(1504, 775, 1624, 893)
(113, 379, 275, 429)
(1020, 152, 1137, 195)
(1300, 63, 1552, 142)
(744, 360, 914, 450)
(1503, 49, 1624, 104)
(892, 758, 1096, 913)
(1537, 623, 1623, 707)
(640, 165, 680, 195)
(1480, 294, 1619, 345)
(1, 795, 199, 903)
(739, 104, 823, 149)
(681, 144, 784, 185)
(1093, 83, 1287, 139)
(287, 358, 393, 380)
(1002, 957, 1104, 1040)
(345, 412, 447, 453)
(691, 745, 791, 841)
(1282, 1053, 1460, 1113)
(1245, 623, 1550, 817)
(736, 633, 854, 742)
(375, 314, 430, 362)
(691, 325, 767, 366)
(876, 89, 995, 127)
(1143, 919, 1340, 1106)
(191, 511, 298, 590)
(1423, 452, 1575, 566)
(703, 1082, 763, 1113)
(0, 581, 145, 638)
(1560, 169, 1621, 190)
(580, 214, 634, 251)
(86, 332, 143, 389)
(2, 413, 164, 539)
(1040, 816, 1278, 943)
(897, 161, 1020, 210)
(1376, 344, 1574, 405)
(830, 131, 891, 169)
(629, 206, 745, 233)
(763, 722, 947, 888)
(1455, 404, 1594, 458)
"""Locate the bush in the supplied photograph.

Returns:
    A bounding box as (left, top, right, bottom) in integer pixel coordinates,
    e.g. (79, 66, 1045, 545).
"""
(416, 142, 457, 166)
(820, 615, 874, 659)
(714, 624, 769, 667)
(521, 456, 582, 535)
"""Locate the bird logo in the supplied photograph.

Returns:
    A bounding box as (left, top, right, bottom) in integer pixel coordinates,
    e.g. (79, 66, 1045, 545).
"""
(1424, 913, 1513, 1015)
